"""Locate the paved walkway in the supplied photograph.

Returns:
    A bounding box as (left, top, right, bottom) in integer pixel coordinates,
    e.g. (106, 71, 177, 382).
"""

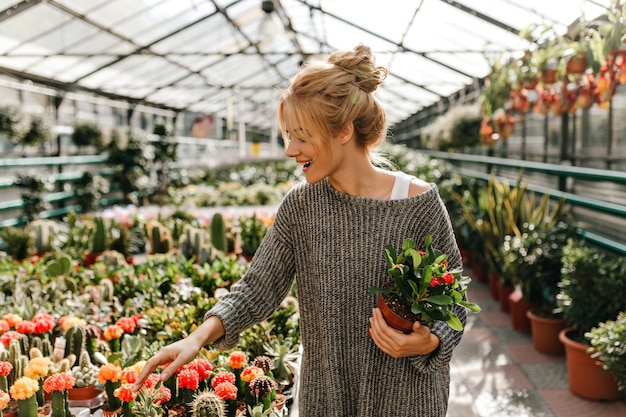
(447, 277, 626, 417)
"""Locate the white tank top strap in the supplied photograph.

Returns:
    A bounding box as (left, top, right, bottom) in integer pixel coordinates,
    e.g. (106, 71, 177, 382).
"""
(389, 171, 415, 200)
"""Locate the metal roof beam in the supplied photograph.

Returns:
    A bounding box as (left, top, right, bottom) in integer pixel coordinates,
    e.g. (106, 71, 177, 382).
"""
(438, 0, 520, 36)
(0, 0, 43, 23)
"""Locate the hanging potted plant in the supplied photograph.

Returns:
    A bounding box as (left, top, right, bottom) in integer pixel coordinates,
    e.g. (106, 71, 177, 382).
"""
(368, 235, 481, 333)
(556, 238, 626, 401)
(71, 121, 104, 150)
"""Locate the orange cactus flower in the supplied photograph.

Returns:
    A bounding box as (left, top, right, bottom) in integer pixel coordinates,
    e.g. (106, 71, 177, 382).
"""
(98, 363, 122, 384)
(227, 351, 247, 370)
(103, 325, 124, 341)
(113, 383, 137, 402)
(3, 313, 23, 327)
(240, 366, 264, 383)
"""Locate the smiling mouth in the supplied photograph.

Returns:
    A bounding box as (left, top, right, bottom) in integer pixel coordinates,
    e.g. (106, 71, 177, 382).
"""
(303, 161, 312, 168)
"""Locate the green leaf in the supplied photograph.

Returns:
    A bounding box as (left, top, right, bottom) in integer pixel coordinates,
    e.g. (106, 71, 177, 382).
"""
(446, 312, 463, 331)
(459, 300, 482, 313)
(424, 295, 453, 305)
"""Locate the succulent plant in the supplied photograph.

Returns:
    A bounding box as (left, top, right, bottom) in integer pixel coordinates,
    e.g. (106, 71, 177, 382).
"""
(70, 351, 99, 388)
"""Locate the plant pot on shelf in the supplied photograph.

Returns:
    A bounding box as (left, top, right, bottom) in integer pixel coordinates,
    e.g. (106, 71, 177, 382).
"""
(559, 328, 623, 401)
(526, 309, 566, 355)
(68, 385, 102, 401)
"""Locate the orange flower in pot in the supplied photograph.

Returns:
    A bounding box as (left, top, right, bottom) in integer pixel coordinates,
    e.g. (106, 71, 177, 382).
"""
(368, 236, 481, 333)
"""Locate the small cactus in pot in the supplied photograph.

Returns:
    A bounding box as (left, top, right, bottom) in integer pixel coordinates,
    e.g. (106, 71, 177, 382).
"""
(191, 390, 226, 417)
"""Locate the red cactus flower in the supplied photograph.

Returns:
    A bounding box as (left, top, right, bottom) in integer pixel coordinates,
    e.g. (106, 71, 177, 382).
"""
(43, 373, 76, 392)
(214, 382, 237, 400)
(211, 371, 236, 389)
(177, 368, 200, 390)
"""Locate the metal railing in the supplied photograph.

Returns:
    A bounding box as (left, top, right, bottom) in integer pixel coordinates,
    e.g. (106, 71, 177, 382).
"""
(424, 150, 626, 256)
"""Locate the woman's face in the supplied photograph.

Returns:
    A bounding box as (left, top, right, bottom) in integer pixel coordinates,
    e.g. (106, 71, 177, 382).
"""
(284, 122, 342, 184)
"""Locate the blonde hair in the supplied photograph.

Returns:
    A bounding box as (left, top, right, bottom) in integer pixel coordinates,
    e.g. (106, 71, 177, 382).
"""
(278, 44, 389, 162)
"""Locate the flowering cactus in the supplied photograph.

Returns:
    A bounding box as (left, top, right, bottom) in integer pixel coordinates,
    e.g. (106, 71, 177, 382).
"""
(248, 376, 276, 412)
(177, 367, 200, 414)
(9, 376, 39, 417)
(250, 357, 274, 376)
(0, 362, 12, 392)
(43, 372, 75, 417)
(24, 356, 49, 407)
(0, 390, 11, 417)
(98, 363, 122, 411)
(103, 325, 124, 353)
(114, 383, 137, 417)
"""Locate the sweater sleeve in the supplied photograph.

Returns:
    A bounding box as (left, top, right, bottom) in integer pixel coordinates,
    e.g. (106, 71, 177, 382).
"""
(204, 198, 296, 350)
(408, 187, 467, 373)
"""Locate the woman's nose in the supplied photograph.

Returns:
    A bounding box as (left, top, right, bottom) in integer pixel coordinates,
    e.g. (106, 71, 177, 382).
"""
(285, 139, 298, 157)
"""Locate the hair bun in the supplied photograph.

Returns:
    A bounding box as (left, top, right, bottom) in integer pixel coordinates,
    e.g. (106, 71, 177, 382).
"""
(327, 44, 388, 93)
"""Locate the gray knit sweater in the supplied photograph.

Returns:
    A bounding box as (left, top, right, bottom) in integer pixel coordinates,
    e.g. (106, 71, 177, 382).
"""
(206, 176, 466, 417)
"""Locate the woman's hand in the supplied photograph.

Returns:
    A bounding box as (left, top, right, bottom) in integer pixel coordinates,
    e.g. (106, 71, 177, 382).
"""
(368, 308, 440, 358)
(132, 316, 225, 391)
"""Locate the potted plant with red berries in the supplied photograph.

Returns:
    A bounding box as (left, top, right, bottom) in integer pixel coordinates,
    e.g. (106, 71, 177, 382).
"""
(368, 235, 481, 333)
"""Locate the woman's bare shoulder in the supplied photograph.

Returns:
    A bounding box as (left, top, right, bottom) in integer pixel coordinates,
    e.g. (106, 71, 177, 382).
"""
(408, 177, 432, 197)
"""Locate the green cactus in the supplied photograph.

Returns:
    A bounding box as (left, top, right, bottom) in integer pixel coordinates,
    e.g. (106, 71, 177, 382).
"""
(46, 253, 73, 277)
(50, 389, 69, 417)
(180, 225, 217, 263)
(18, 334, 29, 356)
(29, 347, 43, 359)
(147, 220, 173, 254)
(192, 390, 226, 417)
(8, 338, 26, 387)
(64, 325, 85, 359)
(210, 213, 228, 253)
(28, 219, 59, 254)
(99, 278, 115, 302)
(40, 338, 53, 358)
(91, 216, 107, 253)
(50, 356, 73, 374)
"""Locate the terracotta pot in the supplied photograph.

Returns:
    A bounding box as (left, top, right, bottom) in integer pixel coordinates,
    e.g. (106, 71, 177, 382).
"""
(101, 407, 121, 417)
(508, 289, 534, 333)
(542, 68, 557, 84)
(567, 54, 587, 74)
(559, 328, 623, 401)
(376, 294, 414, 334)
(68, 385, 102, 401)
(498, 284, 514, 313)
(487, 272, 500, 300)
(526, 309, 566, 355)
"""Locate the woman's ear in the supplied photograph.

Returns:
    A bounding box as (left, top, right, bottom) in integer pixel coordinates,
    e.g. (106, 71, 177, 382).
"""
(339, 122, 354, 144)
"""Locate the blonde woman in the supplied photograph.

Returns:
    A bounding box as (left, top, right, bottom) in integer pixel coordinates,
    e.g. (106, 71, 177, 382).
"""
(134, 44, 465, 417)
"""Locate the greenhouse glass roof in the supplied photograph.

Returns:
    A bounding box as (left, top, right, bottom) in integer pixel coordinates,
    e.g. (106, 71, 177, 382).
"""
(0, 0, 615, 130)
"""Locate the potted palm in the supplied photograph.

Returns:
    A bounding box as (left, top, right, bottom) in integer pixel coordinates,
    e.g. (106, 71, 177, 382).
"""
(557, 238, 626, 401)
(368, 235, 481, 333)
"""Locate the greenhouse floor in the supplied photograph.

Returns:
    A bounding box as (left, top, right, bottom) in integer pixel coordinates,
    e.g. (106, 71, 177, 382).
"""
(445, 277, 626, 417)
